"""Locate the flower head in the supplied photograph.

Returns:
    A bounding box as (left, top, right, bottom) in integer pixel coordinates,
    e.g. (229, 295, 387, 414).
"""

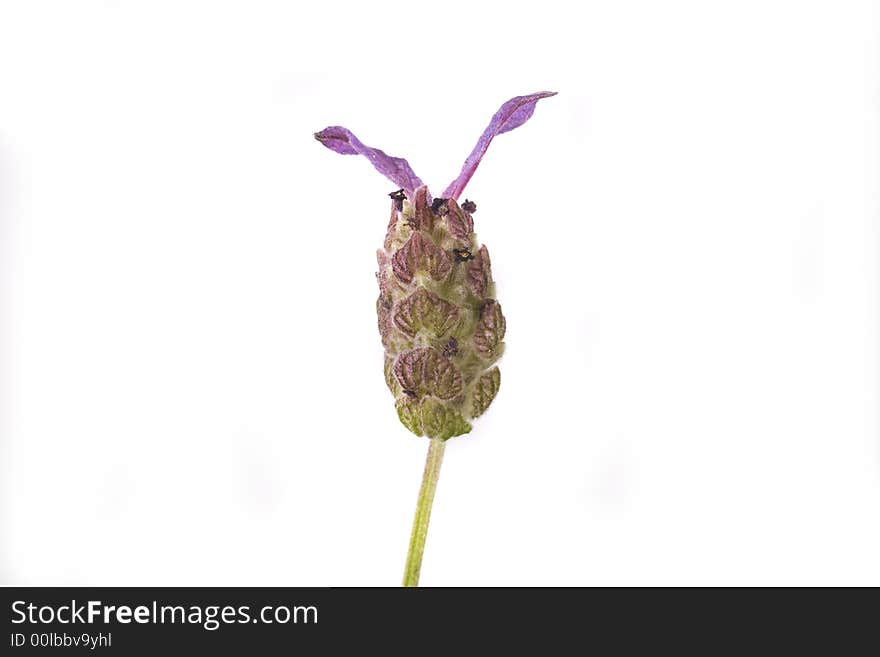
(315, 92, 555, 440)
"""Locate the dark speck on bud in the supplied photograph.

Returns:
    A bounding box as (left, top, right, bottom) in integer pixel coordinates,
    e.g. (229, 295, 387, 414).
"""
(389, 189, 406, 211)
(442, 337, 459, 358)
(462, 199, 477, 213)
(402, 388, 417, 399)
(430, 197, 449, 216)
(452, 248, 475, 263)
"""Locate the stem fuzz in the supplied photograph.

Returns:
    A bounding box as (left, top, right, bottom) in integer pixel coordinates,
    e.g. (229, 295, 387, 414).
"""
(402, 438, 446, 587)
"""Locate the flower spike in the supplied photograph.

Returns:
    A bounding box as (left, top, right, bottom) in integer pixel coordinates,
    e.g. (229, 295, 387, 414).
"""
(314, 91, 556, 587)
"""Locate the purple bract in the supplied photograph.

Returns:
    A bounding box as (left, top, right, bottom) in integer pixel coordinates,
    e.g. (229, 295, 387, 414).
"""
(314, 91, 556, 200)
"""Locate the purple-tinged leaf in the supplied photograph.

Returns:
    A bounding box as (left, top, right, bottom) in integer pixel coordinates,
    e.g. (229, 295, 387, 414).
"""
(314, 126, 424, 197)
(393, 347, 463, 400)
(473, 300, 506, 359)
(392, 288, 460, 339)
(442, 92, 556, 200)
(383, 202, 399, 250)
(444, 198, 474, 243)
(465, 245, 493, 298)
(412, 186, 433, 232)
(470, 367, 501, 419)
(391, 232, 452, 284)
(376, 295, 394, 349)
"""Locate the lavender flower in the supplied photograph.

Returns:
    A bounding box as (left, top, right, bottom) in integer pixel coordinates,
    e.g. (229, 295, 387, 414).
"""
(315, 92, 555, 585)
(315, 92, 555, 441)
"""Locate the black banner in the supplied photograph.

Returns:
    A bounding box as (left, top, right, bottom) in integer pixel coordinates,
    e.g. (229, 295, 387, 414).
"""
(0, 587, 873, 653)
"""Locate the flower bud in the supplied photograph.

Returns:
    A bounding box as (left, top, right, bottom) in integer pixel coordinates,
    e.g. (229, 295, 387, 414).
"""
(377, 190, 503, 440)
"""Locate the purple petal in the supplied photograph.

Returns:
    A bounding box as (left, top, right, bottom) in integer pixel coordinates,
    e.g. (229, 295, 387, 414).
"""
(314, 126, 424, 197)
(442, 92, 557, 200)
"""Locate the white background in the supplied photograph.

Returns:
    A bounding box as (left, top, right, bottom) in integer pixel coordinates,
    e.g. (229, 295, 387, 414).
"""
(1, 1, 878, 586)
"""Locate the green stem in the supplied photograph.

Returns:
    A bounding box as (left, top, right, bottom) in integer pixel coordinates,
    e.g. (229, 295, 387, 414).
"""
(402, 438, 446, 587)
